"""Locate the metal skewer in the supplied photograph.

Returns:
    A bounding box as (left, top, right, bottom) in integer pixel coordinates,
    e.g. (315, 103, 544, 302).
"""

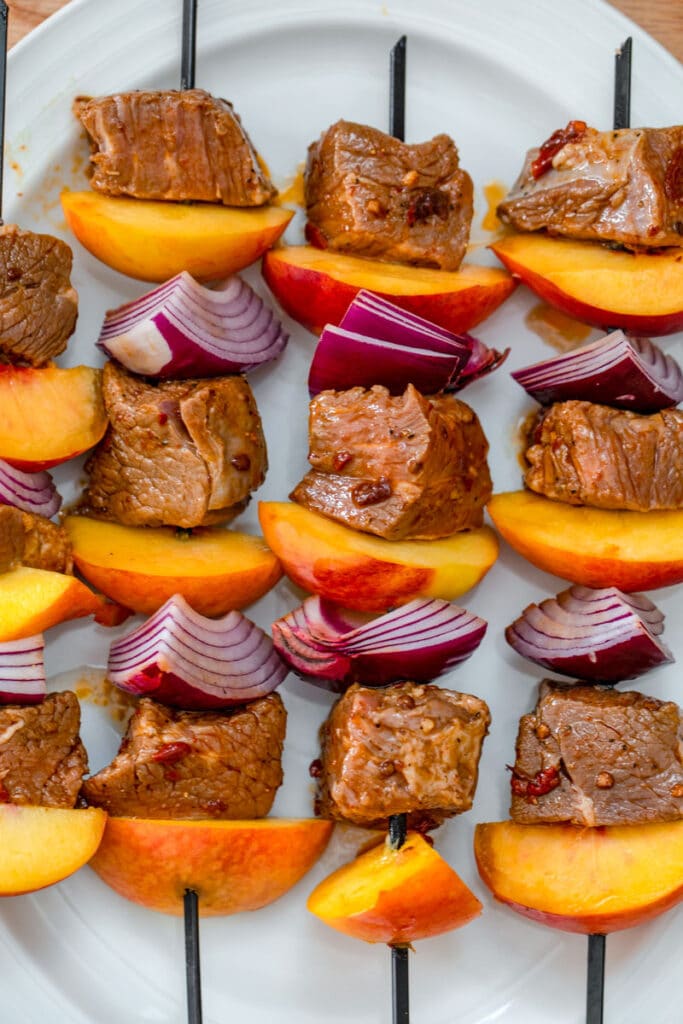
(184, 889, 203, 1024)
(585, 36, 633, 1024)
(0, 2, 9, 224)
(181, 0, 198, 91)
(388, 33, 410, 1024)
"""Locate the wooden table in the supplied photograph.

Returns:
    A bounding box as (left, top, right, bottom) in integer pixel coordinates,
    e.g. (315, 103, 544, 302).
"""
(7, 0, 683, 62)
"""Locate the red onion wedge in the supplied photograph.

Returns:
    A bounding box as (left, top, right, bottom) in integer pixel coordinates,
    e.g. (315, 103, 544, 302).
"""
(108, 594, 287, 709)
(0, 459, 61, 518)
(512, 331, 683, 412)
(97, 271, 288, 379)
(308, 290, 506, 396)
(0, 635, 46, 704)
(505, 585, 674, 684)
(272, 596, 487, 692)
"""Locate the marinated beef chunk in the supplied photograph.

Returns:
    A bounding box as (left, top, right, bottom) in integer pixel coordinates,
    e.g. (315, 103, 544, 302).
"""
(82, 694, 286, 819)
(510, 681, 683, 827)
(74, 90, 276, 206)
(524, 400, 683, 511)
(316, 682, 490, 830)
(0, 225, 77, 366)
(81, 362, 267, 528)
(0, 506, 72, 574)
(0, 692, 87, 808)
(291, 384, 492, 540)
(305, 120, 474, 270)
(497, 123, 683, 249)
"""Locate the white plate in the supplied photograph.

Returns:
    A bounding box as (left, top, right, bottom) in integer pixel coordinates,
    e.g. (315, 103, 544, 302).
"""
(5, 0, 683, 1021)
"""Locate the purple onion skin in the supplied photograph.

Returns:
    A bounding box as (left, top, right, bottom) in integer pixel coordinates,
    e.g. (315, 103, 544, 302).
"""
(114, 663, 281, 710)
(0, 688, 44, 705)
(504, 623, 673, 684)
(273, 621, 487, 693)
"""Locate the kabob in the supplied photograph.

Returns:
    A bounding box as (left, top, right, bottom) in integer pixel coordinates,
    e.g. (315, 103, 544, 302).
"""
(477, 39, 683, 1024)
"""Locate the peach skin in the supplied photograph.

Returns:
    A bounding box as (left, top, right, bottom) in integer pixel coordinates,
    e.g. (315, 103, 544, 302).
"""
(0, 365, 107, 471)
(474, 820, 683, 935)
(258, 501, 498, 611)
(0, 567, 102, 641)
(308, 832, 482, 944)
(0, 805, 106, 895)
(88, 817, 333, 916)
(61, 191, 293, 283)
(262, 245, 515, 335)
(64, 516, 282, 617)
(487, 491, 683, 592)
(491, 234, 683, 336)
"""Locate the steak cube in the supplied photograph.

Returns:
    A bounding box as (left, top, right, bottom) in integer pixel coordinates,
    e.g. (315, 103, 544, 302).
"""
(0, 506, 72, 574)
(291, 384, 492, 540)
(510, 681, 683, 827)
(75, 90, 276, 206)
(525, 401, 683, 511)
(0, 225, 77, 366)
(81, 362, 267, 528)
(82, 694, 286, 819)
(497, 123, 683, 250)
(0, 692, 87, 808)
(305, 120, 473, 270)
(316, 681, 490, 829)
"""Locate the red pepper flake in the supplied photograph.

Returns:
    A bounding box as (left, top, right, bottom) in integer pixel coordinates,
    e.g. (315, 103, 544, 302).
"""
(0, 779, 11, 803)
(152, 741, 192, 765)
(309, 758, 323, 778)
(351, 477, 392, 507)
(530, 120, 587, 179)
(230, 453, 251, 471)
(508, 764, 561, 799)
(333, 449, 352, 472)
(158, 412, 168, 425)
(406, 187, 450, 227)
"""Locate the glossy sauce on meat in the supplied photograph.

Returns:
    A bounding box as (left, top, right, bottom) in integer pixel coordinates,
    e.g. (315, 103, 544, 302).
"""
(0, 506, 72, 574)
(524, 400, 683, 511)
(316, 682, 490, 829)
(305, 120, 473, 270)
(75, 90, 276, 206)
(291, 384, 492, 540)
(511, 681, 683, 827)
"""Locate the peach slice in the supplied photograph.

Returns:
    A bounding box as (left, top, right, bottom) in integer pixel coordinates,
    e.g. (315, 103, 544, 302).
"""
(262, 245, 516, 335)
(474, 820, 683, 935)
(0, 567, 102, 641)
(89, 817, 333, 916)
(0, 365, 107, 471)
(61, 191, 294, 283)
(487, 490, 683, 592)
(64, 516, 282, 616)
(491, 234, 683, 336)
(0, 805, 106, 895)
(308, 832, 482, 944)
(258, 501, 498, 612)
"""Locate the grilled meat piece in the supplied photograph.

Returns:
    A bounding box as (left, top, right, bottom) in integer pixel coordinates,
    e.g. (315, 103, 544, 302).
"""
(82, 694, 286, 819)
(305, 120, 474, 270)
(81, 362, 267, 528)
(74, 89, 276, 206)
(497, 123, 683, 249)
(510, 681, 683, 827)
(0, 225, 77, 366)
(0, 506, 72, 574)
(316, 681, 490, 830)
(524, 400, 683, 511)
(291, 384, 491, 540)
(0, 692, 87, 808)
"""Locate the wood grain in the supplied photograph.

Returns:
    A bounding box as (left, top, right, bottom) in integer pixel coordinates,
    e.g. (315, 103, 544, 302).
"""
(6, 0, 683, 61)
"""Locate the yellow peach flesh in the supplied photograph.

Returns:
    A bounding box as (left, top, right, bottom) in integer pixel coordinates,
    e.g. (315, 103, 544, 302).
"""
(0, 805, 106, 895)
(0, 567, 102, 641)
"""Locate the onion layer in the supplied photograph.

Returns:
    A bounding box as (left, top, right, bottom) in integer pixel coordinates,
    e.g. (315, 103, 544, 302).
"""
(272, 596, 487, 692)
(108, 594, 287, 709)
(0, 460, 61, 518)
(308, 290, 506, 396)
(505, 585, 673, 683)
(512, 331, 683, 411)
(98, 271, 288, 378)
(0, 635, 46, 704)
